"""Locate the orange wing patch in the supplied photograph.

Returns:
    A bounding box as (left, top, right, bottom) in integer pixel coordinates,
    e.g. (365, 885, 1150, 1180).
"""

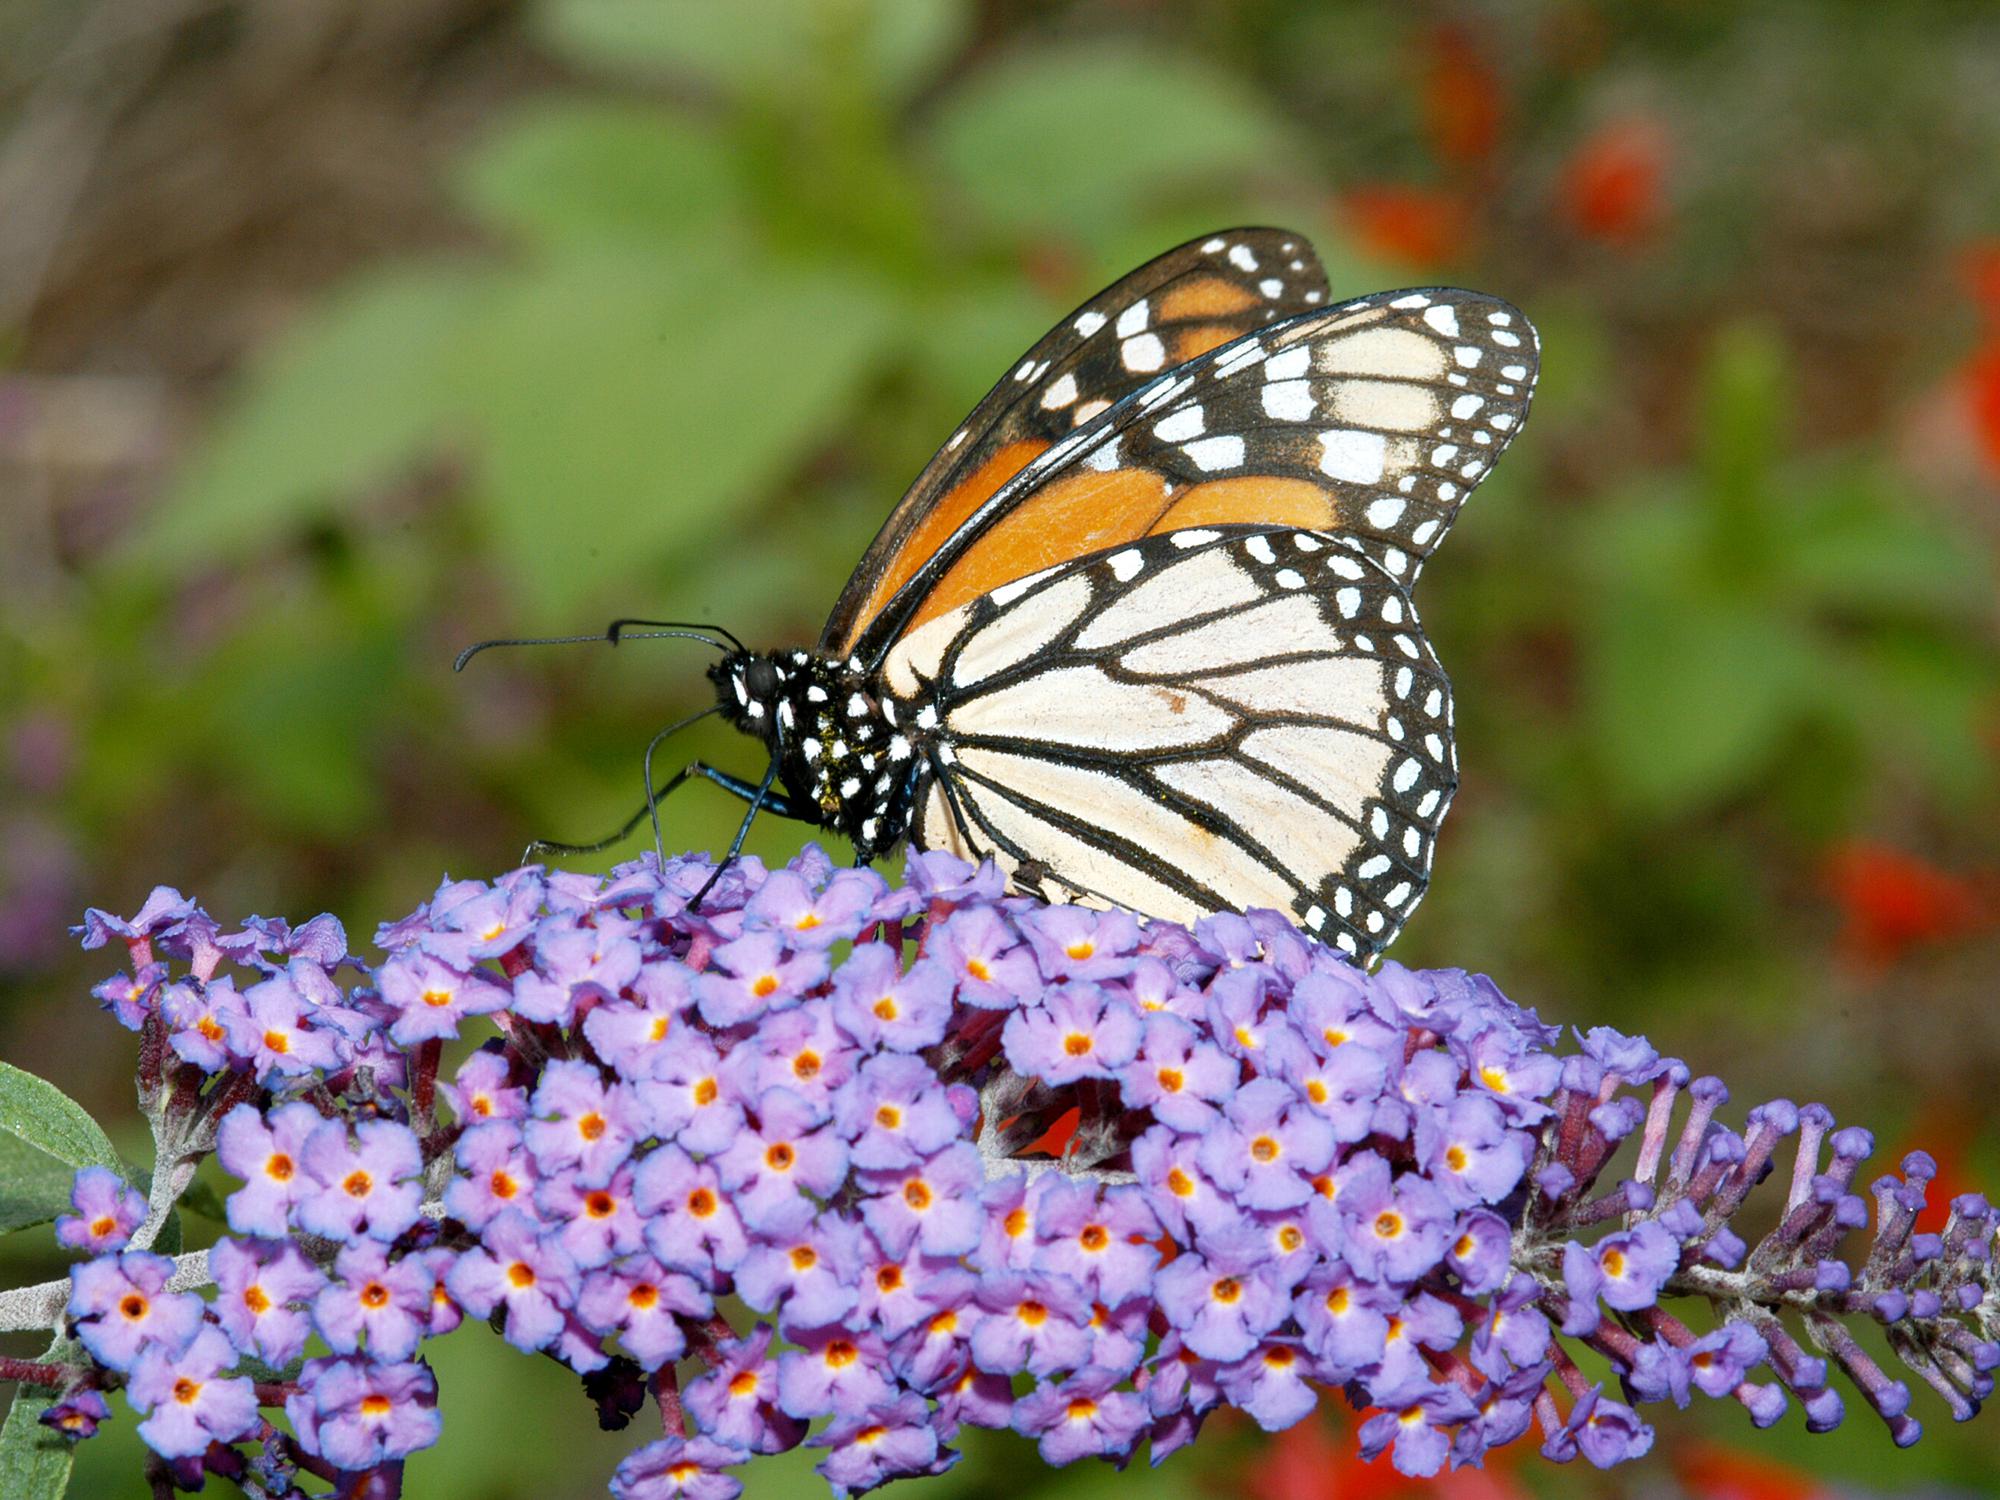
(836, 440, 1045, 656)
(1157, 276, 1262, 320)
(898, 467, 1175, 638)
(1152, 477, 1337, 533)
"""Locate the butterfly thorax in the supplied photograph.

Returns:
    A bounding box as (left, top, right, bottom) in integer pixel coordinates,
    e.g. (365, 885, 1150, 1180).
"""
(709, 649, 925, 863)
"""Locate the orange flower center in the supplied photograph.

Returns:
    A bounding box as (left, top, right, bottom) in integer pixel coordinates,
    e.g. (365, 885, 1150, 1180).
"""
(1079, 1225, 1109, 1252)
(751, 974, 780, 998)
(420, 989, 453, 1009)
(578, 1112, 606, 1141)
(693, 1078, 719, 1106)
(788, 1246, 818, 1272)
(585, 1191, 616, 1219)
(765, 1142, 795, 1171)
(172, 1377, 202, 1405)
(361, 1281, 390, 1308)
(266, 1153, 294, 1182)
(490, 1170, 518, 1199)
(1211, 1277, 1242, 1305)
(1166, 1168, 1195, 1197)
(1250, 1135, 1280, 1163)
(628, 1283, 659, 1310)
(875, 1105, 903, 1130)
(792, 1051, 821, 1079)
(263, 1030, 291, 1053)
(507, 1262, 536, 1289)
(360, 1394, 393, 1418)
(342, 1170, 373, 1199)
(1063, 1032, 1093, 1056)
(243, 1285, 271, 1315)
(1156, 1067, 1184, 1093)
(903, 1180, 933, 1211)
(687, 1188, 717, 1218)
(729, 1371, 760, 1397)
(965, 958, 992, 982)
(824, 1340, 858, 1368)
(1018, 1300, 1048, 1327)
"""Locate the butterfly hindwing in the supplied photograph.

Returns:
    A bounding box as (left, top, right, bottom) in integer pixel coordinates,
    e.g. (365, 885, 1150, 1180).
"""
(887, 525, 1453, 962)
(822, 229, 1331, 657)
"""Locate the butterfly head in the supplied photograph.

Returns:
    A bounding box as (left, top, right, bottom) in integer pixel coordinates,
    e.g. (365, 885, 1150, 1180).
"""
(710, 651, 788, 743)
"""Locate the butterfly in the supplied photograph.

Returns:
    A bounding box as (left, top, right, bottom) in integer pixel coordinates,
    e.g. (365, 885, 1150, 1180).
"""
(563, 229, 1538, 963)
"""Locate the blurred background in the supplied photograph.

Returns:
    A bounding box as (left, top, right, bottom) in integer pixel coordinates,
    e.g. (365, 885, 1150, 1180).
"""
(2, 0, 1998, 1495)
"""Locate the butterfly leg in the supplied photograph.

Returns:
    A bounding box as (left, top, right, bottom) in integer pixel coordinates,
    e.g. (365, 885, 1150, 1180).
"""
(685, 756, 786, 911)
(522, 763, 801, 864)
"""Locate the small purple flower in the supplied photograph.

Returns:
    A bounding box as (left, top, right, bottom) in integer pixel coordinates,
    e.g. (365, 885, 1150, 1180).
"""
(1687, 1320, 1769, 1397)
(1154, 1227, 1289, 1363)
(1418, 1093, 1532, 1209)
(744, 867, 881, 950)
(733, 1200, 862, 1331)
(1445, 1210, 1515, 1295)
(38, 1387, 112, 1440)
(67, 1252, 203, 1372)
(538, 1164, 647, 1268)
(55, 1166, 146, 1255)
(717, 1088, 849, 1228)
(633, 1146, 748, 1274)
(444, 1120, 538, 1231)
(643, 1037, 745, 1155)
(1561, 1220, 1679, 1332)
(969, 1272, 1093, 1377)
(160, 976, 248, 1072)
(830, 944, 953, 1052)
(1218, 1340, 1319, 1431)
(576, 1255, 709, 1369)
(857, 1143, 984, 1258)
(376, 949, 510, 1044)
(834, 1054, 971, 1171)
(210, 1237, 323, 1366)
(1130, 1125, 1237, 1243)
(582, 964, 691, 1078)
(523, 1058, 638, 1186)
(731, 1005, 857, 1120)
(609, 1435, 745, 1500)
(1030, 1177, 1161, 1304)
(1544, 1385, 1655, 1468)
(850, 1240, 975, 1343)
(1120, 1013, 1239, 1132)
(1324, 1151, 1452, 1284)
(1357, 1382, 1481, 1477)
(446, 1209, 581, 1351)
(1002, 982, 1143, 1084)
(930, 905, 1040, 1009)
(125, 1324, 258, 1460)
(1016, 905, 1141, 982)
(814, 1393, 941, 1497)
(224, 972, 346, 1080)
(1199, 1077, 1337, 1211)
(685, 1326, 807, 1453)
(1013, 1371, 1149, 1464)
(92, 961, 166, 1030)
(516, 913, 645, 1024)
(1275, 1038, 1392, 1144)
(312, 1240, 433, 1361)
(216, 1101, 324, 1237)
(287, 1356, 442, 1470)
(296, 1117, 424, 1243)
(776, 1324, 895, 1420)
(695, 930, 830, 1027)
(441, 1045, 529, 1125)
(1295, 1265, 1396, 1378)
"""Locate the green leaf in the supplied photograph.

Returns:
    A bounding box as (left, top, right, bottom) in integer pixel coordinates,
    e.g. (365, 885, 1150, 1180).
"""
(930, 45, 1298, 237)
(0, 1335, 81, 1500)
(454, 102, 741, 250)
(0, 1133, 77, 1235)
(135, 265, 488, 572)
(533, 0, 964, 102)
(0, 1063, 120, 1179)
(1586, 587, 1825, 814)
(447, 244, 896, 614)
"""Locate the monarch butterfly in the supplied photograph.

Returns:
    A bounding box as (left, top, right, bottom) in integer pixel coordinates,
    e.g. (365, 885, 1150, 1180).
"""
(524, 229, 1538, 963)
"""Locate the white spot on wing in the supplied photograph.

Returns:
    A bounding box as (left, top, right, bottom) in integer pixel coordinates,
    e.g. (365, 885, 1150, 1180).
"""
(1319, 429, 1388, 485)
(1182, 435, 1245, 471)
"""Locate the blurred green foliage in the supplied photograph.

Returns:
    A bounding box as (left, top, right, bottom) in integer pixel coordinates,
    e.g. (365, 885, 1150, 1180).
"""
(4, 0, 2000, 1496)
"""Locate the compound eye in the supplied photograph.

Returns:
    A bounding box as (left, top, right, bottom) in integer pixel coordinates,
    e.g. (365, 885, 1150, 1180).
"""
(744, 659, 780, 700)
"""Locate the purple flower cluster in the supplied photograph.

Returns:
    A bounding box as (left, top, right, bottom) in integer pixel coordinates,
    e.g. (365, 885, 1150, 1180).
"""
(47, 846, 2000, 1497)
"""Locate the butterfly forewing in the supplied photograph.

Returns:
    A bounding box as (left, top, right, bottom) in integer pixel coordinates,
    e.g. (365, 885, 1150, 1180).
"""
(821, 229, 1330, 658)
(850, 286, 1539, 663)
(889, 526, 1454, 961)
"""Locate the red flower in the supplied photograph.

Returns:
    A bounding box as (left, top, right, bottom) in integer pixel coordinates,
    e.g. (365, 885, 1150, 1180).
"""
(1421, 25, 1503, 169)
(1557, 118, 1668, 247)
(1967, 341, 2000, 475)
(1675, 1442, 1833, 1500)
(1339, 185, 1470, 272)
(1823, 840, 1988, 970)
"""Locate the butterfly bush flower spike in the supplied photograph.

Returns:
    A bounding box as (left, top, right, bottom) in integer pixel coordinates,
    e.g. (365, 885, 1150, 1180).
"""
(21, 847, 1997, 1498)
